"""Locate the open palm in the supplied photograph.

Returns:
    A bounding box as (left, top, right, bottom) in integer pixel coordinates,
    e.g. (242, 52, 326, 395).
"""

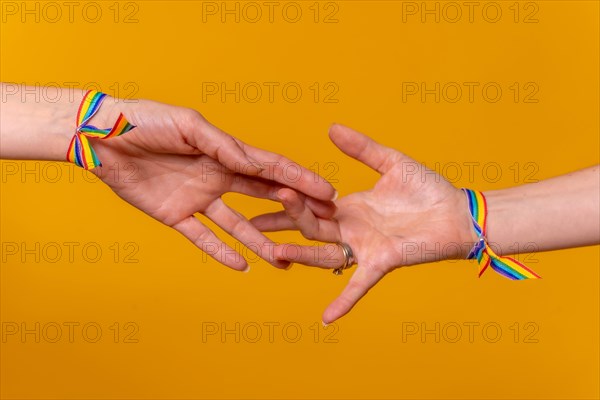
(251, 124, 476, 322)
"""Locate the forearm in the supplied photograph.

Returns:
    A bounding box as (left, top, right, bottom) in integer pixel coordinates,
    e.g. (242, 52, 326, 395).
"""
(0, 84, 86, 161)
(484, 165, 600, 255)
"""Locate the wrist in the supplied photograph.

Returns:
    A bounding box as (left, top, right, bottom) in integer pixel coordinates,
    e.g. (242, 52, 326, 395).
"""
(46, 97, 80, 161)
(482, 189, 518, 256)
(454, 189, 481, 257)
(52, 90, 125, 163)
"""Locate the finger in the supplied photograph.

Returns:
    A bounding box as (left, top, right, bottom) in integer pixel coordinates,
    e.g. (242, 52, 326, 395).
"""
(329, 123, 404, 175)
(205, 199, 290, 269)
(235, 140, 337, 201)
(273, 243, 345, 269)
(250, 209, 339, 238)
(171, 216, 248, 271)
(230, 176, 337, 218)
(191, 119, 262, 175)
(230, 175, 282, 201)
(250, 211, 296, 232)
(306, 197, 337, 219)
(323, 265, 386, 324)
(278, 188, 340, 242)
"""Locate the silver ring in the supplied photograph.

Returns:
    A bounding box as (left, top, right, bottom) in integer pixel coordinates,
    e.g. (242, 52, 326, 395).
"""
(333, 242, 355, 275)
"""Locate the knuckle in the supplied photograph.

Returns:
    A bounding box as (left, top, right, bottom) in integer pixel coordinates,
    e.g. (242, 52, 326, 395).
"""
(229, 218, 247, 237)
(193, 229, 213, 246)
(273, 154, 288, 170)
(177, 108, 206, 130)
(184, 108, 205, 123)
(335, 295, 355, 313)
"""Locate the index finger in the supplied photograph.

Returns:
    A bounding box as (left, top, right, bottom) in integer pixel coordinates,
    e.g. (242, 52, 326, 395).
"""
(236, 140, 337, 202)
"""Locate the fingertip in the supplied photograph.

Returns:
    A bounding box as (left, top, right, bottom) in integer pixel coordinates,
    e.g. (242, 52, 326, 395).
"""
(227, 257, 249, 272)
(272, 244, 287, 260)
(322, 309, 338, 326)
(328, 122, 343, 132)
(328, 123, 346, 140)
(323, 294, 356, 325)
(246, 161, 265, 175)
(313, 184, 336, 203)
(273, 259, 291, 270)
(305, 198, 338, 219)
(278, 189, 306, 213)
(233, 155, 264, 176)
(276, 188, 296, 202)
(328, 124, 356, 155)
(317, 184, 337, 203)
(273, 244, 301, 264)
(222, 249, 249, 272)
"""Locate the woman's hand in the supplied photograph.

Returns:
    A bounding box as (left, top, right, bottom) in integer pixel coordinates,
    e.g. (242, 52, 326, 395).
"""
(89, 97, 337, 271)
(251, 124, 477, 322)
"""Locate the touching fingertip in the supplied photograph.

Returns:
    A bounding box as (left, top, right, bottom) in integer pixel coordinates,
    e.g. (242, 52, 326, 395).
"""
(274, 259, 291, 269)
(276, 189, 285, 201)
(242, 265, 251, 273)
(273, 245, 288, 260)
(277, 188, 297, 202)
(242, 156, 264, 174)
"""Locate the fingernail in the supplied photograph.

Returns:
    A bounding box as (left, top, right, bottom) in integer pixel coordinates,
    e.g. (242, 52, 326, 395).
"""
(252, 162, 264, 171)
(242, 265, 251, 273)
(247, 157, 264, 172)
(285, 263, 294, 271)
(331, 190, 339, 201)
(322, 321, 329, 328)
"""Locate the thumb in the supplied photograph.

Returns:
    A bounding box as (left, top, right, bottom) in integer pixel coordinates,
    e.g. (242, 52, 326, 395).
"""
(322, 263, 386, 325)
(329, 123, 404, 175)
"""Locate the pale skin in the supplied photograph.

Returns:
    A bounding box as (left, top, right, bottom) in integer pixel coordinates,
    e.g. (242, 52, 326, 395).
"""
(2, 85, 598, 325)
(0, 84, 337, 271)
(251, 124, 600, 324)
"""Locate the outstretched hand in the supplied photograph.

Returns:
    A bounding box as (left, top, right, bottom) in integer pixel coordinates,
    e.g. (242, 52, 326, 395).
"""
(90, 98, 336, 271)
(251, 124, 477, 323)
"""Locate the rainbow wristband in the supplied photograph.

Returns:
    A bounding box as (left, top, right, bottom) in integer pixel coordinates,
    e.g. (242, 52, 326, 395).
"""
(462, 188, 541, 280)
(66, 90, 136, 170)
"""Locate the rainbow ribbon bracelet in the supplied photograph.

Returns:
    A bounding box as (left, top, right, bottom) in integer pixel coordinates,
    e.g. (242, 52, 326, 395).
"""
(66, 90, 136, 170)
(462, 188, 541, 280)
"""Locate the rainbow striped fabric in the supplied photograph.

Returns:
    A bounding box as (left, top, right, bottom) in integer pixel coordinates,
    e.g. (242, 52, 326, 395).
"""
(462, 188, 541, 280)
(66, 90, 136, 169)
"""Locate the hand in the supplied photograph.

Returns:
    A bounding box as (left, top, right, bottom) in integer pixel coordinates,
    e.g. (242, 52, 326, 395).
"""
(251, 124, 478, 322)
(90, 97, 336, 271)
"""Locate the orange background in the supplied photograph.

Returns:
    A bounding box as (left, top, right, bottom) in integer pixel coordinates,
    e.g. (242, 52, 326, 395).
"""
(1, 1, 599, 399)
